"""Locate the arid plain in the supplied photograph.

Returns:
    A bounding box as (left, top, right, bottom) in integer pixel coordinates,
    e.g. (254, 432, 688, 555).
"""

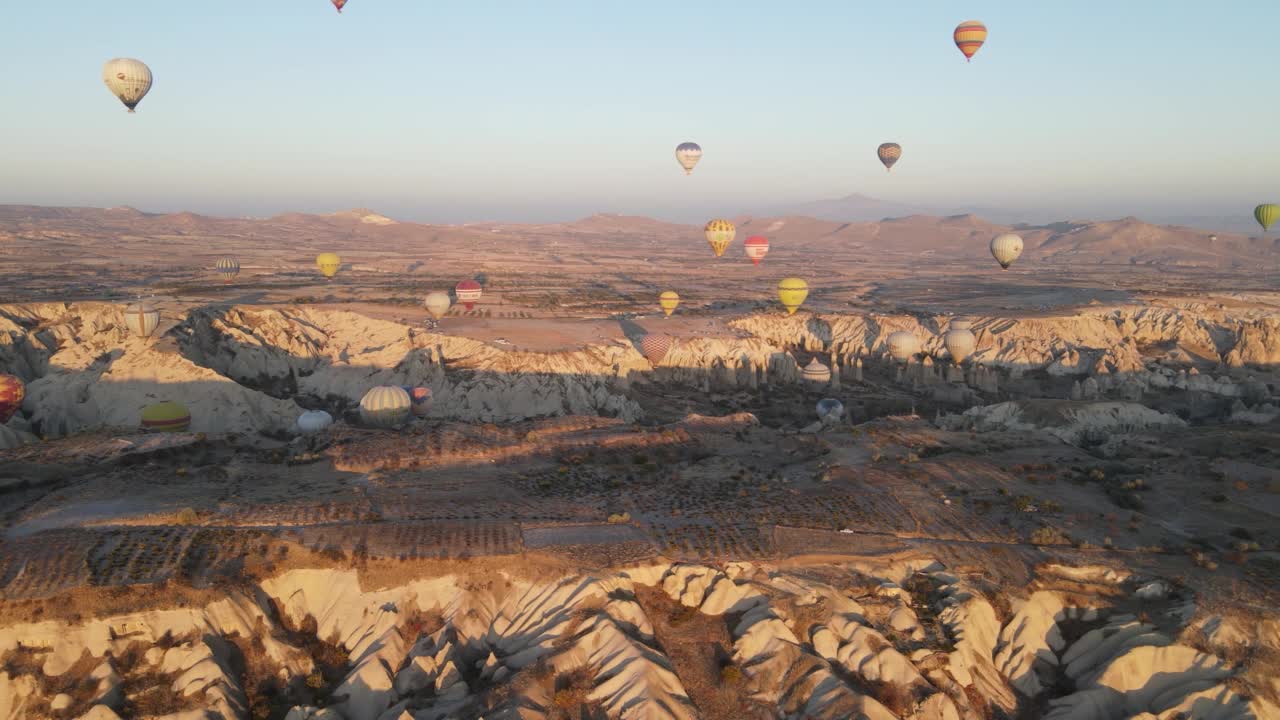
(2, 204, 1279, 720)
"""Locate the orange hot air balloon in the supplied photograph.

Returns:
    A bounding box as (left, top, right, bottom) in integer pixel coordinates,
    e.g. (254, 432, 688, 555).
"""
(455, 279, 482, 310)
(0, 374, 24, 424)
(332, 0, 348, 12)
(953, 20, 988, 62)
(744, 236, 769, 266)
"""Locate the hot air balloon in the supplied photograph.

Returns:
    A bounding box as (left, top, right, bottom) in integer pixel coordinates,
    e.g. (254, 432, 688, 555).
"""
(659, 291, 680, 317)
(990, 233, 1023, 270)
(816, 398, 845, 424)
(704, 219, 736, 257)
(142, 401, 191, 432)
(316, 253, 341, 279)
(215, 257, 240, 284)
(675, 142, 702, 175)
(0, 374, 24, 424)
(744, 236, 770, 266)
(877, 143, 902, 171)
(102, 58, 153, 113)
(297, 410, 334, 435)
(640, 334, 673, 365)
(424, 291, 452, 319)
(332, 0, 348, 12)
(887, 331, 921, 363)
(403, 386, 433, 417)
(777, 278, 809, 315)
(455, 280, 482, 310)
(943, 327, 977, 364)
(953, 21, 988, 62)
(801, 358, 832, 385)
(123, 302, 160, 338)
(950, 318, 974, 331)
(359, 386, 411, 428)
(1255, 204, 1280, 231)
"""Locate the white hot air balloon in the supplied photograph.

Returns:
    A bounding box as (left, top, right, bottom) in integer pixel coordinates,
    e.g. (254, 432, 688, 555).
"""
(886, 331, 921, 363)
(297, 410, 334, 435)
(943, 328, 977, 364)
(123, 302, 160, 338)
(359, 386, 412, 428)
(950, 318, 974, 331)
(801, 358, 832, 385)
(990, 233, 1024, 270)
(102, 58, 153, 113)
(816, 398, 845, 424)
(424, 291, 452, 320)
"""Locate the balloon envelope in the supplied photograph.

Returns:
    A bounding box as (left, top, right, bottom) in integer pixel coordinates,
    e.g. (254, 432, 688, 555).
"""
(990, 233, 1024, 270)
(316, 253, 341, 279)
(102, 58, 152, 112)
(124, 302, 160, 338)
(816, 398, 844, 423)
(943, 328, 977, 364)
(887, 331, 921, 362)
(400, 386, 433, 417)
(297, 410, 334, 435)
(744, 236, 769, 265)
(332, 0, 348, 11)
(640, 334, 674, 365)
(659, 291, 680, 317)
(777, 278, 809, 315)
(424, 291, 452, 319)
(704, 219, 736, 257)
(215, 257, 240, 283)
(142, 401, 190, 432)
(801, 358, 832, 385)
(359, 386, 411, 428)
(675, 142, 702, 175)
(1255, 204, 1280, 231)
(953, 20, 988, 61)
(877, 143, 902, 171)
(455, 280, 482, 310)
(0, 374, 24, 424)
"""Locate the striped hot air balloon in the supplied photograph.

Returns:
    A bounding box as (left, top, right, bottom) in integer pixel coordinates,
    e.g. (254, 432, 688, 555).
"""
(0, 374, 24, 424)
(887, 331, 922, 363)
(744, 236, 769, 266)
(704, 219, 736, 258)
(801, 358, 832, 385)
(877, 143, 902, 171)
(777, 278, 809, 315)
(953, 20, 988, 62)
(455, 280, 482, 310)
(123, 302, 160, 338)
(659, 291, 680, 317)
(675, 142, 703, 175)
(102, 58, 152, 113)
(640, 334, 674, 365)
(316, 252, 341, 279)
(359, 386, 412, 428)
(990, 233, 1024, 270)
(141, 401, 191, 432)
(215, 257, 240, 284)
(1255, 204, 1280, 231)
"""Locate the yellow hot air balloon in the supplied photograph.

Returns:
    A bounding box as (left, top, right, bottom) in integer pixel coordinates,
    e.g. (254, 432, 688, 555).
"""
(659, 291, 680, 317)
(1255, 204, 1280, 231)
(316, 252, 341, 279)
(704, 219, 736, 257)
(953, 21, 988, 62)
(675, 142, 702, 175)
(424, 291, 452, 319)
(777, 278, 809, 315)
(141, 401, 191, 432)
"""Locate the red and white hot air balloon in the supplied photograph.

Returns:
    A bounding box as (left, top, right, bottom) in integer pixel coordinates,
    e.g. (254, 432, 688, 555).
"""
(332, 0, 348, 12)
(455, 280, 482, 310)
(640, 334, 673, 365)
(744, 236, 769, 266)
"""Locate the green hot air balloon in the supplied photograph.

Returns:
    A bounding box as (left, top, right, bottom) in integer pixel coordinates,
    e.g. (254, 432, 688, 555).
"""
(1255, 204, 1280, 231)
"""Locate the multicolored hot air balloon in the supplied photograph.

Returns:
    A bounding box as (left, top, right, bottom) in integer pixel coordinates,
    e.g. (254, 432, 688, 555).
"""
(1255, 204, 1280, 231)
(887, 331, 922, 363)
(404, 386, 433, 417)
(953, 21, 988, 62)
(316, 253, 341, 279)
(704, 219, 736, 258)
(142, 401, 191, 432)
(877, 143, 902, 172)
(102, 58, 152, 113)
(0, 374, 24, 424)
(332, 0, 348, 12)
(297, 410, 334, 435)
(777, 278, 809, 315)
(659, 291, 680, 317)
(990, 233, 1024, 270)
(675, 142, 702, 175)
(455, 280, 482, 310)
(424, 291, 452, 319)
(943, 327, 977, 364)
(215, 257, 240, 284)
(124, 302, 160, 339)
(359, 386, 411, 428)
(744, 236, 769, 266)
(801, 358, 832, 385)
(640, 334, 673, 365)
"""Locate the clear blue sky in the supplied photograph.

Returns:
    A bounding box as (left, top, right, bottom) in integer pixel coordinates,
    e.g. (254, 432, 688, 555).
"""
(2, 1, 1277, 225)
